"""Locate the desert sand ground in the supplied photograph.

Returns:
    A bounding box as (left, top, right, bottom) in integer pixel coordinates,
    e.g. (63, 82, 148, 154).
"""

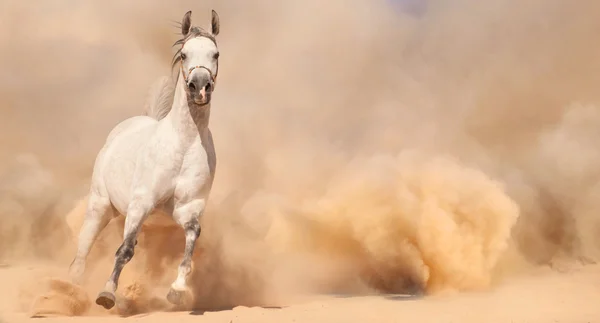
(1, 262, 599, 323)
(2, 0, 600, 322)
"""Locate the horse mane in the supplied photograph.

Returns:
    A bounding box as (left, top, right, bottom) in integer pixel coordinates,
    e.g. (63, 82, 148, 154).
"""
(143, 75, 175, 120)
(143, 26, 217, 120)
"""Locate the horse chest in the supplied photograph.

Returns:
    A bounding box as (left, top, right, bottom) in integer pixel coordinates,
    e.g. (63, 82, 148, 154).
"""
(174, 138, 214, 196)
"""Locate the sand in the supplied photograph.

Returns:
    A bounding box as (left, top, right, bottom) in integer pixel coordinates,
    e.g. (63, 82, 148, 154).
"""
(1, 262, 599, 323)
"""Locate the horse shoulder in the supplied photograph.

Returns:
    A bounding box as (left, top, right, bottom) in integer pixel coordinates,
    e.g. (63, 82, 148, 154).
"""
(93, 117, 161, 211)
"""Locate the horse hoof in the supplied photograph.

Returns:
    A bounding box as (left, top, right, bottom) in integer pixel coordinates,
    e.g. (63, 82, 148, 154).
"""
(96, 291, 116, 310)
(166, 288, 188, 305)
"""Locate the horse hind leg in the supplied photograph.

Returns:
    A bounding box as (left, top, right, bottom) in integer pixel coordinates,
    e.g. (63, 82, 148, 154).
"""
(68, 193, 114, 285)
(96, 195, 152, 310)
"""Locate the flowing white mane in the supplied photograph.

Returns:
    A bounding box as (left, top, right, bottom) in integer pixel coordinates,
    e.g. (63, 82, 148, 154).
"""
(143, 75, 176, 121)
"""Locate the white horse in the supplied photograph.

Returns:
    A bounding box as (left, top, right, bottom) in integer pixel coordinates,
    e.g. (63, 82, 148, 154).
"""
(68, 10, 221, 310)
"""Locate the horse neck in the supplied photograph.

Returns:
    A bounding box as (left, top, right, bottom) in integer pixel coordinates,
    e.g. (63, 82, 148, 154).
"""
(165, 72, 211, 139)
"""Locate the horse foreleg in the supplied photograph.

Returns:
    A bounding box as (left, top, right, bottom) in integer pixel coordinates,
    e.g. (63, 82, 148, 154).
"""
(69, 193, 114, 284)
(167, 200, 204, 306)
(96, 196, 152, 310)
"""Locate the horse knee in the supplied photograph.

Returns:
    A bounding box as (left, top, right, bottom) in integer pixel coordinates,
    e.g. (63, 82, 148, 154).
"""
(115, 238, 135, 264)
(183, 219, 201, 238)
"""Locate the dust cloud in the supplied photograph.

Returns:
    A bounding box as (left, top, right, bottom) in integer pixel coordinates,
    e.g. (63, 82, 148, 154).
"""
(0, 0, 599, 317)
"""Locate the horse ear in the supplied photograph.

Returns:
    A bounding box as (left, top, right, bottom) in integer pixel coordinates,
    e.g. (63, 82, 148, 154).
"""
(211, 10, 220, 36)
(182, 11, 192, 36)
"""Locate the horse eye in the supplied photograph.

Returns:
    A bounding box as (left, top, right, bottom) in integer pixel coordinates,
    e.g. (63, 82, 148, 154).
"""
(213, 52, 220, 60)
(181, 53, 187, 60)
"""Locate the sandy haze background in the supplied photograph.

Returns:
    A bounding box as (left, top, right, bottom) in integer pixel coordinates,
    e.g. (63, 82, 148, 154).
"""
(0, 0, 599, 320)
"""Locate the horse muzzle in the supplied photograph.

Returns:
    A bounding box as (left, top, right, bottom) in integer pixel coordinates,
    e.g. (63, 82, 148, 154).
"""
(186, 67, 215, 105)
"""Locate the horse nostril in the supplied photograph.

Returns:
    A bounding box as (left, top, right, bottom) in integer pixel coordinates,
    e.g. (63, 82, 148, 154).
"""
(204, 83, 212, 93)
(188, 82, 196, 91)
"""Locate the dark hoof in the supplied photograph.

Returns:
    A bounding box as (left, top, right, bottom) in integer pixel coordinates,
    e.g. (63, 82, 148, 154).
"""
(96, 291, 116, 310)
(166, 288, 188, 305)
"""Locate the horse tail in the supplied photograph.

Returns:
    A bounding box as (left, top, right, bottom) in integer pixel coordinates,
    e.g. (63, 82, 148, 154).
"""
(143, 75, 175, 120)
